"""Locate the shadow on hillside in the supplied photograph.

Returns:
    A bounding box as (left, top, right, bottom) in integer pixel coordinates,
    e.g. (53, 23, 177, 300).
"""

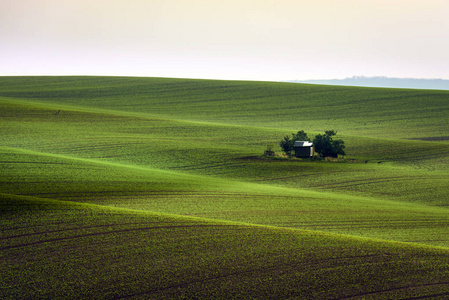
(408, 136, 449, 141)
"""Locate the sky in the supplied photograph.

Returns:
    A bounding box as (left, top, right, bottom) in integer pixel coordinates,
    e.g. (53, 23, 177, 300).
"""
(1, 0, 449, 81)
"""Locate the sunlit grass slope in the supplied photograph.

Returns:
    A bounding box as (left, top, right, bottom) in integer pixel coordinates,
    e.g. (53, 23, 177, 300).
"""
(2, 145, 448, 248)
(1, 76, 449, 298)
(2, 195, 449, 299)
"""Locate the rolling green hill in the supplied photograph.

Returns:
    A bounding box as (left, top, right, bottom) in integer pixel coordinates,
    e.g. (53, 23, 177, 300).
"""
(1, 76, 449, 299)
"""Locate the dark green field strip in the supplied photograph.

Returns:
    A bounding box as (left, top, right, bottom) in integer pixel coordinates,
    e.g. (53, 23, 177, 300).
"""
(1, 194, 449, 299)
(1, 76, 449, 139)
(340, 283, 449, 300)
(0, 223, 234, 251)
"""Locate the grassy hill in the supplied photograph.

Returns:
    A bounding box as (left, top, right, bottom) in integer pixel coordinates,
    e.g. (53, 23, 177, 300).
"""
(1, 76, 449, 298)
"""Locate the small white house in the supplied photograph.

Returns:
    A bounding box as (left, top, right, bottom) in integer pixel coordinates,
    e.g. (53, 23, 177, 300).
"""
(293, 141, 315, 158)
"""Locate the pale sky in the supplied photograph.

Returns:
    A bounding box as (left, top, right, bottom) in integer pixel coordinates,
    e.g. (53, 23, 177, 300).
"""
(1, 0, 449, 81)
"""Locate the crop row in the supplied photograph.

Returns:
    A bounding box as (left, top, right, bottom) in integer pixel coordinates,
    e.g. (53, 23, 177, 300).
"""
(1, 194, 449, 299)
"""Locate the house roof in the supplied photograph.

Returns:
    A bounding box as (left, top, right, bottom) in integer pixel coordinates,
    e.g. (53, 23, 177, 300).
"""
(294, 141, 313, 147)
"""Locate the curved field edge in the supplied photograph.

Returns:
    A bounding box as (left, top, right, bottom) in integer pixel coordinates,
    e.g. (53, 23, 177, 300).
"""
(2, 145, 449, 248)
(1, 193, 449, 300)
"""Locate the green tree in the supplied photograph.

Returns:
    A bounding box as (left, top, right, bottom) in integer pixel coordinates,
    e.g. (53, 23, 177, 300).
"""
(279, 135, 294, 155)
(313, 130, 345, 158)
(264, 144, 275, 156)
(293, 130, 309, 142)
(279, 130, 310, 155)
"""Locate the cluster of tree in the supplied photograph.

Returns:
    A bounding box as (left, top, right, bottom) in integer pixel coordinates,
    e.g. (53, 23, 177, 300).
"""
(279, 130, 309, 155)
(279, 130, 345, 158)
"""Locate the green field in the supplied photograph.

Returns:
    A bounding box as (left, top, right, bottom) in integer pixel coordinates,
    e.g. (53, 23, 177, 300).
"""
(1, 76, 449, 299)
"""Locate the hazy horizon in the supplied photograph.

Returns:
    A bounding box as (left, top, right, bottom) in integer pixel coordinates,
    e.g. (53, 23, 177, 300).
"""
(2, 1, 449, 81)
(292, 76, 449, 90)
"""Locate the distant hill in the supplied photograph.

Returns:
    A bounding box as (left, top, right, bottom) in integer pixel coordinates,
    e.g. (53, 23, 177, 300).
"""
(291, 76, 449, 90)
